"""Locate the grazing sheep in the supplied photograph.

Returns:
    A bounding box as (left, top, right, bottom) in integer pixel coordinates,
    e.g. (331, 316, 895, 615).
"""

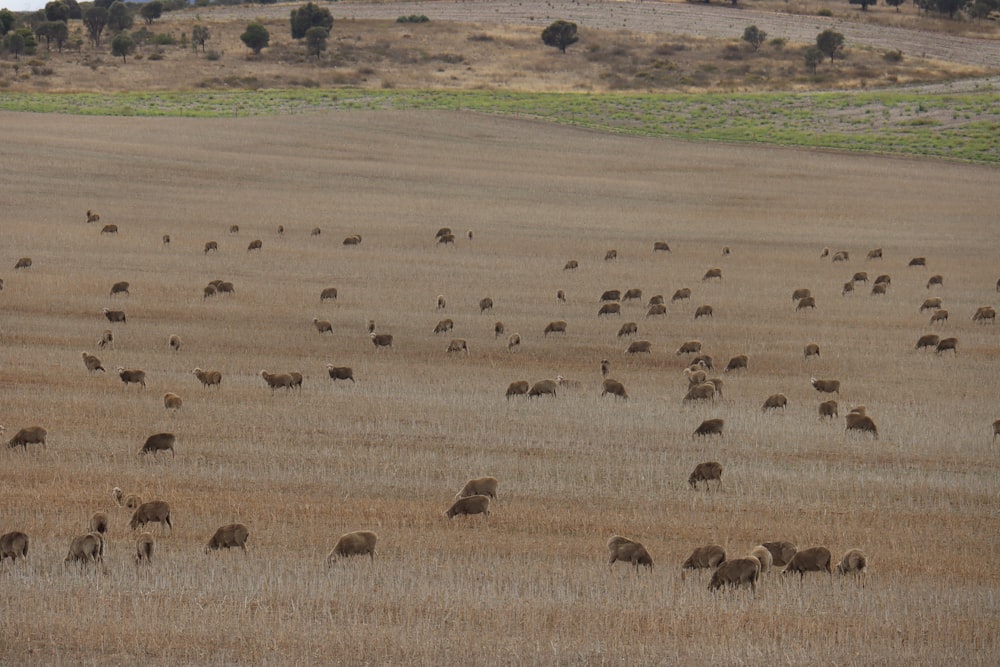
(920, 297, 942, 312)
(724, 355, 748, 373)
(261, 370, 294, 390)
(804, 343, 821, 359)
(706, 377, 724, 398)
(370, 333, 394, 349)
(86, 209, 100, 223)
(676, 340, 702, 356)
(832, 250, 849, 262)
(874, 274, 891, 286)
(206, 523, 250, 553)
(842, 281, 854, 296)
(100, 224, 118, 235)
(866, 248, 883, 260)
(117, 367, 146, 388)
(721, 246, 731, 256)
(247, 239, 263, 252)
(557, 289, 566, 302)
(607, 535, 653, 571)
(445, 494, 490, 520)
(65, 533, 104, 566)
(908, 257, 926, 267)
(103, 308, 127, 323)
(494, 321, 504, 337)
(544, 320, 567, 337)
(684, 367, 707, 387)
(163, 392, 182, 411)
(97, 330, 114, 349)
(604, 249, 617, 261)
(927, 274, 943, 288)
(972, 306, 996, 323)
(192, 367, 222, 388)
(871, 283, 887, 296)
(327, 530, 379, 564)
(762, 541, 798, 567)
(617, 322, 638, 338)
(623, 288, 642, 302)
(311, 227, 322, 236)
(227, 224, 239, 234)
(110, 281, 130, 297)
(692, 354, 713, 370)
(129, 501, 172, 533)
(456, 477, 499, 500)
(598, 303, 621, 317)
(600, 290, 621, 302)
(601, 359, 611, 377)
(852, 272, 868, 284)
(836, 549, 868, 575)
(82, 352, 105, 373)
(435, 227, 452, 239)
(818, 400, 839, 419)
(204, 241, 219, 254)
(203, 285, 216, 299)
(992, 419, 999, 441)
(528, 379, 558, 398)
(648, 295, 664, 306)
(320, 287, 338, 301)
(750, 546, 773, 574)
(783, 546, 833, 577)
(845, 412, 879, 439)
(601, 379, 628, 400)
(447, 339, 470, 354)
(438, 233, 455, 245)
(326, 365, 355, 383)
(507, 333, 521, 352)
(367, 320, 376, 334)
(14, 257, 32, 270)
(140, 432, 176, 457)
(935, 337, 957, 355)
(762, 393, 788, 411)
(796, 296, 817, 310)
(811, 378, 840, 394)
(684, 383, 717, 402)
(693, 418, 724, 437)
(626, 339, 652, 355)
(702, 268, 722, 282)
(645, 304, 667, 317)
(134, 532, 154, 565)
(915, 334, 940, 350)
(0, 531, 29, 565)
(564, 260, 579, 270)
(682, 545, 725, 570)
(168, 334, 182, 352)
(288, 371, 303, 390)
(312, 318, 334, 335)
(505, 380, 530, 399)
(653, 241, 671, 252)
(792, 288, 811, 302)
(162, 234, 170, 246)
(695, 305, 714, 319)
(821, 247, 829, 257)
(672, 288, 692, 302)
(6, 425, 47, 449)
(276, 225, 284, 236)
(929, 309, 948, 324)
(848, 405, 867, 416)
(688, 462, 722, 490)
(709, 557, 760, 594)
(478, 297, 494, 313)
(90, 511, 109, 535)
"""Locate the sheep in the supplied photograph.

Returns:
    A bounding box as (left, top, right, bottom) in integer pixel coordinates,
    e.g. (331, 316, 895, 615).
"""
(702, 267, 722, 281)
(0, 278, 3, 290)
(479, 297, 494, 313)
(762, 541, 798, 567)
(920, 297, 942, 312)
(672, 288, 692, 302)
(709, 557, 760, 594)
(311, 227, 322, 236)
(101, 224, 118, 235)
(692, 354, 714, 370)
(997, 278, 1000, 292)
(168, 334, 182, 352)
(312, 318, 334, 335)
(832, 250, 849, 262)
(927, 274, 944, 288)
(370, 333, 394, 349)
(848, 405, 867, 416)
(796, 296, 817, 310)
(818, 400, 839, 419)
(505, 380, 530, 399)
(993, 418, 1000, 441)
(623, 288, 642, 302)
(65, 533, 104, 567)
(721, 246, 731, 256)
(544, 320, 567, 337)
(447, 339, 470, 354)
(607, 535, 653, 571)
(598, 303, 622, 317)
(600, 290, 621, 302)
(435, 295, 446, 310)
(617, 322, 638, 338)
(276, 225, 284, 236)
(135, 532, 155, 565)
(915, 334, 940, 350)
(82, 352, 105, 373)
(750, 545, 773, 575)
(528, 379, 558, 398)
(626, 340, 652, 355)
(648, 295, 664, 306)
(601, 379, 628, 400)
(804, 343, 821, 359)
(140, 432, 176, 457)
(113, 488, 143, 509)
(874, 274, 891, 286)
(908, 257, 927, 267)
(326, 365, 355, 383)
(792, 288, 811, 302)
(0, 531, 29, 565)
(103, 308, 127, 323)
(247, 239, 263, 252)
(456, 477, 499, 500)
(89, 511, 109, 535)
(811, 377, 840, 394)
(327, 531, 379, 564)
(604, 249, 617, 261)
(367, 320, 376, 334)
(935, 336, 958, 355)
(563, 260, 579, 270)
(435, 227, 452, 239)
(972, 306, 996, 323)
(288, 371, 303, 390)
(842, 281, 854, 296)
(845, 412, 879, 439)
(229, 224, 240, 234)
(14, 256, 32, 270)
(110, 281, 130, 297)
(866, 247, 883, 260)
(653, 241, 671, 252)
(320, 287, 338, 301)
(681, 544, 725, 570)
(162, 234, 170, 246)
(438, 233, 455, 245)
(783, 546, 833, 577)
(445, 494, 490, 520)
(556, 375, 581, 389)
(676, 340, 702, 356)
(260, 370, 294, 391)
(129, 501, 172, 533)
(206, 523, 250, 553)
(97, 329, 114, 348)
(693, 418, 724, 437)
(929, 309, 949, 324)
(724, 355, 749, 373)
(467, 230, 473, 240)
(507, 333, 521, 352)
(7, 425, 47, 449)
(601, 359, 611, 377)
(645, 304, 667, 318)
(836, 549, 868, 575)
(852, 272, 868, 284)
(163, 392, 182, 411)
(694, 305, 714, 319)
(203, 285, 216, 299)
(706, 377, 724, 398)
(117, 367, 146, 388)
(494, 321, 504, 337)
(204, 241, 219, 254)
(684, 367, 707, 387)
(192, 367, 222, 388)
(871, 283, 887, 296)
(684, 383, 717, 402)
(86, 209, 100, 223)
(688, 462, 722, 490)
(556, 289, 566, 302)
(762, 393, 788, 411)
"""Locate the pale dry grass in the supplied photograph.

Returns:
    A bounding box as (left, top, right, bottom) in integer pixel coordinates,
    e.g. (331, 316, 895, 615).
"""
(1, 110, 998, 664)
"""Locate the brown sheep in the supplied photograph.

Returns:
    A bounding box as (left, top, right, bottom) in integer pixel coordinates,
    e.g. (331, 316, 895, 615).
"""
(792, 288, 811, 302)
(507, 333, 521, 352)
(89, 511, 109, 535)
(505, 380, 530, 399)
(852, 272, 868, 284)
(693, 354, 714, 370)
(832, 250, 849, 262)
(261, 370, 294, 390)
(247, 239, 263, 252)
(676, 340, 702, 356)
(929, 309, 949, 324)
(494, 321, 505, 337)
(688, 462, 722, 490)
(721, 246, 731, 256)
(915, 334, 940, 350)
(0, 531, 29, 565)
(162, 234, 170, 246)
(343, 235, 362, 246)
(653, 241, 671, 252)
(479, 297, 494, 313)
(821, 247, 829, 258)
(163, 392, 182, 411)
(600, 289, 621, 302)
(165, 334, 182, 352)
(648, 295, 665, 306)
(14, 257, 32, 270)
(435, 227, 452, 239)
(762, 541, 798, 567)
(327, 531, 379, 564)
(874, 274, 891, 286)
(276, 225, 284, 236)
(693, 418, 724, 437)
(617, 322, 638, 338)
(135, 532, 155, 565)
(140, 432, 176, 457)
(117, 367, 146, 388)
(206, 523, 250, 553)
(623, 288, 643, 302)
(228, 224, 239, 234)
(927, 274, 944, 288)
(908, 257, 926, 267)
(192, 367, 222, 388)
(992, 419, 1000, 441)
(866, 248, 883, 260)
(708, 557, 760, 594)
(672, 288, 692, 302)
(935, 336, 958, 355)
(129, 501, 172, 533)
(803, 343, 821, 359)
(288, 371, 303, 390)
(604, 249, 618, 261)
(626, 339, 652, 355)
(695, 305, 713, 319)
(113, 487, 142, 509)
(607, 535, 653, 572)
(103, 308, 127, 323)
(750, 545, 773, 575)
(796, 296, 817, 310)
(438, 233, 455, 245)
(842, 281, 854, 296)
(557, 289, 566, 302)
(213, 278, 234, 292)
(311, 227, 322, 236)
(320, 287, 338, 301)
(544, 320, 567, 337)
(845, 413, 879, 439)
(601, 379, 628, 400)
(528, 379, 558, 398)
(920, 297, 942, 312)
(86, 209, 100, 223)
(370, 333, 394, 349)
(685, 367, 707, 387)
(702, 267, 722, 282)
(818, 400, 839, 419)
(367, 320, 376, 334)
(871, 283, 887, 296)
(684, 383, 717, 402)
(762, 393, 788, 411)
(724, 355, 748, 373)
(82, 352, 105, 373)
(203, 285, 216, 299)
(100, 224, 118, 235)
(7, 426, 47, 449)
(204, 241, 219, 254)
(564, 260, 579, 270)
(972, 306, 996, 323)
(682, 544, 725, 570)
(445, 494, 490, 520)
(110, 281, 130, 297)
(836, 549, 868, 575)
(313, 318, 334, 334)
(645, 303, 667, 318)
(97, 330, 114, 348)
(433, 318, 454, 334)
(811, 377, 840, 394)
(327, 365, 355, 383)
(65, 533, 104, 567)
(783, 546, 833, 577)
(456, 477, 499, 500)
(598, 303, 622, 317)
(447, 339, 470, 354)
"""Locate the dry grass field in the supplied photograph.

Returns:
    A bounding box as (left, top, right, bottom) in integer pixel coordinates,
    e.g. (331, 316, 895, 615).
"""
(1, 110, 998, 664)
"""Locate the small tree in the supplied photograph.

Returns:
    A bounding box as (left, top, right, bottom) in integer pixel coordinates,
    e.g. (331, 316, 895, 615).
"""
(741, 25, 767, 52)
(816, 29, 845, 64)
(140, 1, 163, 25)
(849, 0, 878, 9)
(884, 0, 906, 9)
(304, 25, 328, 59)
(35, 20, 68, 51)
(84, 6, 108, 47)
(111, 31, 134, 63)
(191, 24, 210, 52)
(804, 46, 824, 73)
(290, 2, 333, 40)
(107, 1, 133, 34)
(3, 30, 24, 59)
(240, 22, 269, 55)
(541, 20, 578, 54)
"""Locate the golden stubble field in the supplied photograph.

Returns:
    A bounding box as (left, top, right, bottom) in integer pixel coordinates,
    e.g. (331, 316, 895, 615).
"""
(1, 110, 998, 664)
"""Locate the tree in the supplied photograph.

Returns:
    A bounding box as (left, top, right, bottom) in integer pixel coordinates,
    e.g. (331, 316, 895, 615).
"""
(290, 2, 333, 40)
(884, 0, 906, 10)
(107, 1, 133, 34)
(140, 1, 163, 25)
(111, 31, 134, 62)
(35, 20, 68, 51)
(84, 6, 108, 47)
(934, 0, 970, 15)
(541, 20, 578, 54)
(0, 9, 16, 36)
(240, 22, 269, 55)
(816, 29, 845, 63)
(849, 0, 877, 9)
(741, 25, 767, 52)
(304, 25, 327, 59)
(968, 0, 1000, 18)
(44, 1, 70, 23)
(3, 30, 24, 59)
(191, 24, 210, 52)
(804, 46, 823, 73)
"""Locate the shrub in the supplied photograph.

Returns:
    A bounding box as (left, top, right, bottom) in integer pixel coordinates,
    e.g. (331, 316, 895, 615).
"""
(817, 8, 834, 16)
(397, 14, 430, 23)
(205, 49, 221, 61)
(883, 49, 904, 63)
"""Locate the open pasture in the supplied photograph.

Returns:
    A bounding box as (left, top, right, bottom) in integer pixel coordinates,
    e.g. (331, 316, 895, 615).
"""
(1, 110, 998, 664)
